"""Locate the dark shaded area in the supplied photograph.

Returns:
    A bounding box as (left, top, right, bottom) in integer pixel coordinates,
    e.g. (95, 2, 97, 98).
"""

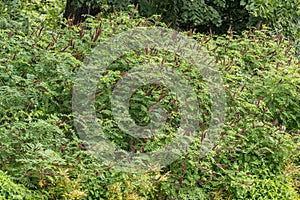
(63, 0, 101, 24)
(193, 1, 251, 34)
(62, 0, 252, 34)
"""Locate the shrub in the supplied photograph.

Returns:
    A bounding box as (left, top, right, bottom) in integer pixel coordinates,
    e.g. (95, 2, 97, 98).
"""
(0, 2, 299, 199)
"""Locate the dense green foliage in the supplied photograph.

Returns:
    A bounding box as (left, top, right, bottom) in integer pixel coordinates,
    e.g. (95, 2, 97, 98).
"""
(0, 0, 65, 30)
(0, 1, 299, 199)
(0, 170, 39, 199)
